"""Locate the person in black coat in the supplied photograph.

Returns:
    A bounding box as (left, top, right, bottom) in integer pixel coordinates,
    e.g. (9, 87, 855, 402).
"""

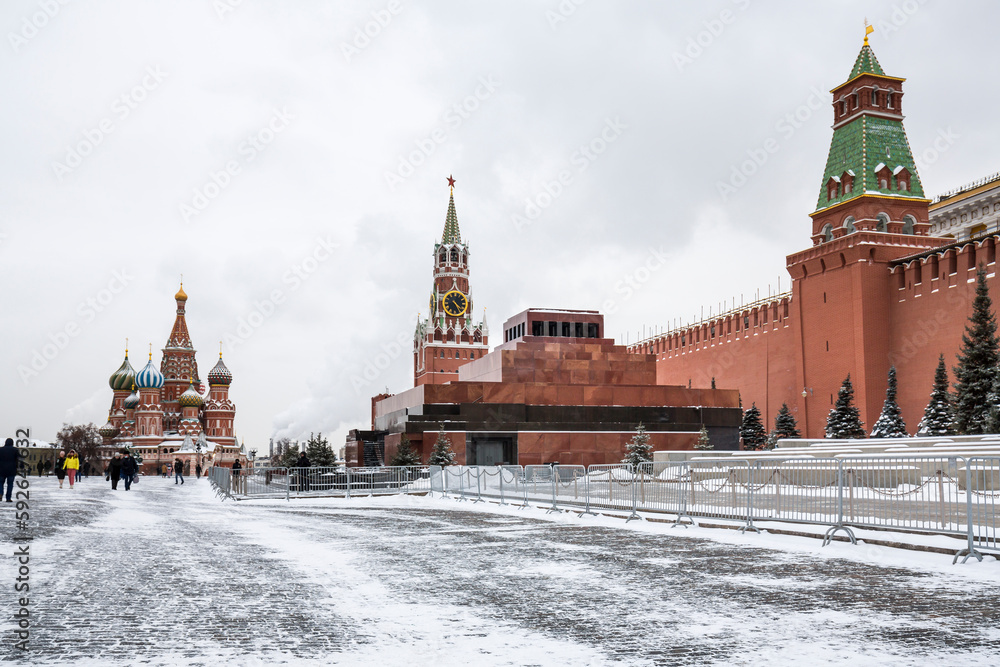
(173, 458, 184, 485)
(55, 451, 68, 489)
(121, 453, 139, 491)
(0, 438, 21, 502)
(295, 452, 311, 491)
(106, 452, 123, 490)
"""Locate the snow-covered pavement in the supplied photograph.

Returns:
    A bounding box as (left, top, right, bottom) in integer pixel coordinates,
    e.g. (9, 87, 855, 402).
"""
(3, 474, 1000, 666)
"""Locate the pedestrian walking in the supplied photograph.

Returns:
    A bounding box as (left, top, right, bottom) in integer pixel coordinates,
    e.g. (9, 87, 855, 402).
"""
(55, 451, 68, 489)
(173, 458, 184, 485)
(195, 463, 202, 478)
(121, 452, 139, 491)
(296, 451, 311, 492)
(36, 459, 44, 477)
(81, 461, 90, 479)
(162, 463, 169, 478)
(64, 451, 80, 489)
(0, 438, 20, 503)
(107, 452, 123, 490)
(232, 459, 242, 494)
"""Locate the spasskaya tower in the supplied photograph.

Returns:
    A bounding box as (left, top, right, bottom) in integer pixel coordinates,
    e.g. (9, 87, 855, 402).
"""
(413, 176, 489, 385)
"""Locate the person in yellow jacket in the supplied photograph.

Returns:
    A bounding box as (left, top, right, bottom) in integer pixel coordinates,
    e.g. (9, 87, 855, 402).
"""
(64, 450, 80, 489)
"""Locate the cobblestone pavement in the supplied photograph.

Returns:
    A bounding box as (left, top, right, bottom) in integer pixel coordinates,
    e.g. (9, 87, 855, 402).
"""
(2, 475, 999, 665)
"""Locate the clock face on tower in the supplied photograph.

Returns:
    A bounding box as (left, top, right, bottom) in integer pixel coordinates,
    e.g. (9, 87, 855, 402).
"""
(442, 290, 468, 317)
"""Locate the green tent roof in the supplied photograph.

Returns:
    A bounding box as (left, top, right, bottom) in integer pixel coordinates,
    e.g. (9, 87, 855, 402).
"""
(441, 189, 462, 244)
(815, 115, 925, 212)
(848, 43, 885, 80)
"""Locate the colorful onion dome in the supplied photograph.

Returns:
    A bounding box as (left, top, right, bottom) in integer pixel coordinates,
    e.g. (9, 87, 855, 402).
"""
(178, 381, 204, 408)
(123, 385, 140, 410)
(109, 354, 136, 391)
(208, 355, 232, 386)
(175, 282, 188, 302)
(135, 355, 164, 389)
(98, 415, 119, 439)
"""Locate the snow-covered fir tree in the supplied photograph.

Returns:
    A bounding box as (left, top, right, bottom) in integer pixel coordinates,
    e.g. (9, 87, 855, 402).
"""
(389, 434, 421, 467)
(954, 266, 1000, 435)
(773, 403, 800, 439)
(694, 425, 713, 450)
(428, 425, 457, 466)
(621, 422, 653, 467)
(739, 403, 767, 451)
(917, 354, 955, 436)
(826, 374, 866, 439)
(305, 432, 337, 467)
(870, 366, 908, 438)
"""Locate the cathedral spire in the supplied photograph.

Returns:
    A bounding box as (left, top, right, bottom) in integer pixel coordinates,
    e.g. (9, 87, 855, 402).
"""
(166, 282, 193, 349)
(441, 175, 462, 244)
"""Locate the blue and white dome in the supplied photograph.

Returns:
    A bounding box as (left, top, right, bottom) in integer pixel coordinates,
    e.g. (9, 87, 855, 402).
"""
(135, 357, 164, 389)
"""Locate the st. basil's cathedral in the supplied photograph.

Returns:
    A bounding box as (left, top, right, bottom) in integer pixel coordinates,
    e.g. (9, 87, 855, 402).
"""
(99, 284, 244, 474)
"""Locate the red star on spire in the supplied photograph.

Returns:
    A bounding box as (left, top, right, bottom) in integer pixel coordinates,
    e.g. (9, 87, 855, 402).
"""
(447, 174, 456, 188)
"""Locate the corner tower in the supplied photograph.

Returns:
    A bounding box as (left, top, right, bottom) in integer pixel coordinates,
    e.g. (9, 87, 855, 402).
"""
(413, 176, 489, 386)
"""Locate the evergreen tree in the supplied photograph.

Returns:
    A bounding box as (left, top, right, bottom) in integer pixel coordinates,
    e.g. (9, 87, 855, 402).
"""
(917, 354, 955, 436)
(825, 374, 866, 439)
(305, 432, 337, 467)
(773, 403, 800, 439)
(279, 443, 301, 468)
(621, 422, 653, 467)
(870, 366, 908, 438)
(389, 434, 421, 467)
(694, 425, 713, 451)
(954, 265, 1000, 435)
(428, 425, 457, 466)
(739, 403, 767, 451)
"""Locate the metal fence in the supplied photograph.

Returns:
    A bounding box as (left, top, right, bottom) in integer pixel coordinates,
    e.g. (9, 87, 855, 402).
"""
(207, 465, 431, 501)
(207, 456, 1000, 563)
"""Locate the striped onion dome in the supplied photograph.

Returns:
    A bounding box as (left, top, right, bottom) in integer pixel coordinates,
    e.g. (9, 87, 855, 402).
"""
(109, 354, 136, 390)
(207, 355, 232, 386)
(123, 386, 140, 410)
(98, 416, 119, 439)
(135, 357, 164, 389)
(178, 382, 204, 408)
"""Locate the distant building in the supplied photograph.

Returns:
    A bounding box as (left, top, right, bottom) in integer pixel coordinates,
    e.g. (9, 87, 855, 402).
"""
(99, 284, 244, 473)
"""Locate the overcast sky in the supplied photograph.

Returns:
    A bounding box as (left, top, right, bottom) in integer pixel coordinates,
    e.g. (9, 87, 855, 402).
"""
(3, 0, 999, 450)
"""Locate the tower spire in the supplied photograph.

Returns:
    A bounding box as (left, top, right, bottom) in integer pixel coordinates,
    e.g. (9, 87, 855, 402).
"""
(441, 175, 462, 244)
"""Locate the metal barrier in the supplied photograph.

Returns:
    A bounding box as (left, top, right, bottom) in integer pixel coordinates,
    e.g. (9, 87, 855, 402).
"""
(209, 457, 1000, 564)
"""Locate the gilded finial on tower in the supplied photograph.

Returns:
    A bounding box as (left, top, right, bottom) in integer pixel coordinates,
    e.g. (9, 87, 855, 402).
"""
(175, 277, 188, 302)
(125, 337, 129, 356)
(864, 18, 874, 45)
(219, 341, 223, 359)
(148, 343, 152, 361)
